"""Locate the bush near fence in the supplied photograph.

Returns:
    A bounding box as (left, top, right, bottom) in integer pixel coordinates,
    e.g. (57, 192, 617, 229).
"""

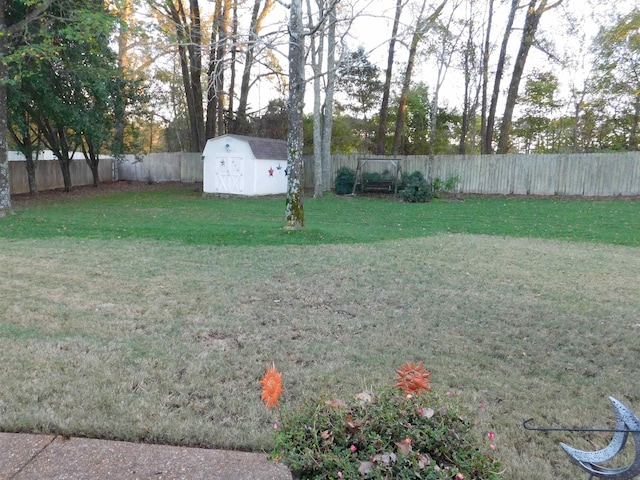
(10, 151, 640, 197)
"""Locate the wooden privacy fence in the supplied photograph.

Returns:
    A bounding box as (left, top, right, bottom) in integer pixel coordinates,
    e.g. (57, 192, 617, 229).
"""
(10, 151, 640, 197)
(117, 152, 203, 183)
(9, 157, 115, 195)
(326, 152, 640, 196)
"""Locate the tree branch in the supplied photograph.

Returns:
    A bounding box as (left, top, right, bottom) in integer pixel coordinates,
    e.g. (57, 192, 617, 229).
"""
(8, 0, 52, 35)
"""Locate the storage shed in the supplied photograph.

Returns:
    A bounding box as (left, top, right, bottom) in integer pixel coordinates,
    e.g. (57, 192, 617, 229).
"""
(202, 134, 288, 196)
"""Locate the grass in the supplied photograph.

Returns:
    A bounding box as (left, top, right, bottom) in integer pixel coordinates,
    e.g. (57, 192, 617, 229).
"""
(1, 184, 639, 479)
(3, 185, 639, 246)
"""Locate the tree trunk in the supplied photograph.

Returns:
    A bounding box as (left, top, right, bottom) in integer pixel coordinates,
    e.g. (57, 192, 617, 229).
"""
(235, 0, 275, 134)
(497, 0, 561, 153)
(39, 121, 75, 192)
(189, 0, 205, 149)
(285, 0, 305, 229)
(0, 0, 11, 216)
(630, 93, 640, 151)
(375, 0, 403, 155)
(26, 158, 38, 194)
(227, 1, 238, 126)
(320, 4, 336, 192)
(206, 0, 223, 139)
(167, 0, 206, 151)
(392, 0, 427, 155)
(484, 0, 517, 154)
(88, 161, 100, 187)
(308, 0, 324, 198)
(58, 158, 73, 192)
(479, 0, 493, 154)
(82, 139, 100, 187)
(216, 0, 231, 135)
(8, 112, 40, 194)
(459, 1, 475, 154)
(113, 0, 132, 157)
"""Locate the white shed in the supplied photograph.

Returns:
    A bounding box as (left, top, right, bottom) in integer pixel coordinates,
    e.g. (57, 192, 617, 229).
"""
(202, 134, 289, 196)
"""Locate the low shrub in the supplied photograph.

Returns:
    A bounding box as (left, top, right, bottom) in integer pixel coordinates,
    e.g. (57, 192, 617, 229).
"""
(433, 175, 462, 198)
(268, 363, 502, 480)
(400, 171, 433, 203)
(400, 172, 462, 202)
(334, 167, 356, 195)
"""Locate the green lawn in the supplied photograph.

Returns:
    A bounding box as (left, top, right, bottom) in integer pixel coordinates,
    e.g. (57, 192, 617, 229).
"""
(3, 187, 639, 247)
(1, 185, 639, 479)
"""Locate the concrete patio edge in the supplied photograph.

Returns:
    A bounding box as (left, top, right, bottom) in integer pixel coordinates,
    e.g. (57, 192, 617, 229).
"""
(0, 432, 292, 479)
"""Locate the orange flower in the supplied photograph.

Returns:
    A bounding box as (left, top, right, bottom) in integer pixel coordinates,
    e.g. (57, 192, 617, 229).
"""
(260, 363, 284, 410)
(395, 361, 432, 394)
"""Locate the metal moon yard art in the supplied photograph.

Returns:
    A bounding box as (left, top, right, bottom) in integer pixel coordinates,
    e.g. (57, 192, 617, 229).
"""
(524, 397, 640, 479)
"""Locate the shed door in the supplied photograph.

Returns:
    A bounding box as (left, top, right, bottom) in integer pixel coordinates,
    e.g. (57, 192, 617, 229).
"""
(215, 156, 244, 194)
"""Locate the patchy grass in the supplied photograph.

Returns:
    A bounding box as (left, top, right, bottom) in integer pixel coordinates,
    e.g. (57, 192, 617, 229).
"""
(0, 185, 639, 479)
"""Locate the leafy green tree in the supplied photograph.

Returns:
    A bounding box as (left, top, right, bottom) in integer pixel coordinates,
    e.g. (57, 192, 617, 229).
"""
(336, 46, 382, 123)
(592, 8, 640, 150)
(256, 98, 287, 140)
(404, 83, 431, 155)
(391, 83, 461, 156)
(1, 0, 52, 213)
(512, 69, 560, 153)
(12, 0, 123, 191)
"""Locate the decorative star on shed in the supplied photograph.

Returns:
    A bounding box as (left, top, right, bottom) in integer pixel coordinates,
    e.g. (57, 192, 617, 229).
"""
(284, 168, 289, 176)
(268, 167, 274, 177)
(276, 163, 283, 170)
(220, 159, 225, 167)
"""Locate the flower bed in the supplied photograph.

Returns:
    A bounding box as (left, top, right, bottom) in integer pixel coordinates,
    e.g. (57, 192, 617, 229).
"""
(261, 363, 503, 479)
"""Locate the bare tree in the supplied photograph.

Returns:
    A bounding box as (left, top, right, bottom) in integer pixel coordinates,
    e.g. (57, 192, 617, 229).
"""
(320, 4, 336, 192)
(427, 0, 464, 160)
(478, 0, 493, 154)
(307, 0, 325, 197)
(458, 0, 479, 154)
(153, 0, 207, 151)
(392, 0, 447, 155)
(234, 0, 277, 134)
(483, 0, 518, 154)
(306, 0, 340, 198)
(497, 0, 563, 153)
(375, 0, 405, 155)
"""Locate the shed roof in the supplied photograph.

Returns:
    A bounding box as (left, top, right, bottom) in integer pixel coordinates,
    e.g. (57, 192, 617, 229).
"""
(218, 134, 287, 161)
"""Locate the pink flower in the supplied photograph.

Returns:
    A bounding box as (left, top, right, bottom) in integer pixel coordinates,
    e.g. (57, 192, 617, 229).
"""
(337, 472, 343, 478)
(455, 474, 465, 479)
(350, 445, 357, 453)
(478, 403, 484, 408)
(273, 423, 279, 430)
(418, 408, 424, 414)
(490, 443, 496, 449)
(487, 431, 494, 440)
